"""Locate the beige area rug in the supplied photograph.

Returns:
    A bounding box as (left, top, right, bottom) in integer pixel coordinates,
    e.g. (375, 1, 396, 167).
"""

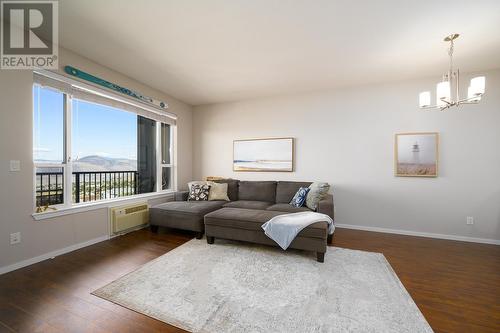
(93, 238, 433, 333)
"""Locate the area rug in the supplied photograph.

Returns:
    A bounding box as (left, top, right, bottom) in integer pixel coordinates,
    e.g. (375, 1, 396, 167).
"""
(93, 239, 433, 333)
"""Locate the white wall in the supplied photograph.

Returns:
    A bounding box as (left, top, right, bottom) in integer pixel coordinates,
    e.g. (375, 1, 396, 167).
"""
(193, 69, 500, 242)
(0, 47, 193, 270)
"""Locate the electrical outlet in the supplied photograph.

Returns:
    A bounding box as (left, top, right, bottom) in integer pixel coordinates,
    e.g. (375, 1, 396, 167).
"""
(466, 216, 474, 225)
(10, 232, 21, 245)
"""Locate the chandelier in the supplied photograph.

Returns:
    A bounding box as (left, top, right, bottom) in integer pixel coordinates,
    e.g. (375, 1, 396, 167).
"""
(419, 34, 485, 110)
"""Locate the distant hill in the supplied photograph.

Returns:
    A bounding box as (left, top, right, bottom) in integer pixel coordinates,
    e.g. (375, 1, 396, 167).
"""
(73, 155, 137, 172)
(35, 155, 137, 173)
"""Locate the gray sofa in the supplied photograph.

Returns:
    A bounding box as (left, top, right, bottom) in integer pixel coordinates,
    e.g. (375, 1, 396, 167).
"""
(149, 179, 334, 262)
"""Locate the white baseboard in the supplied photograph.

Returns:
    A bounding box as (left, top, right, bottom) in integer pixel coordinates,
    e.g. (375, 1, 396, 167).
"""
(335, 223, 500, 245)
(0, 235, 110, 275)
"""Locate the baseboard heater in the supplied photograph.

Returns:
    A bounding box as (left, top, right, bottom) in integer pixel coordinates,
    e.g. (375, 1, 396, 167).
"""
(110, 202, 149, 234)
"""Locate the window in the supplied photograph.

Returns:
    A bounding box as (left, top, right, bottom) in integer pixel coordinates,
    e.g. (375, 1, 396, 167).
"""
(33, 73, 175, 211)
(33, 85, 65, 206)
(72, 98, 141, 203)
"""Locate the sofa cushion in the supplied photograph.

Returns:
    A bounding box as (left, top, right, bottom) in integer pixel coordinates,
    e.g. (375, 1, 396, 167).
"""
(238, 181, 277, 202)
(223, 200, 273, 210)
(151, 200, 225, 216)
(205, 208, 328, 239)
(275, 181, 312, 203)
(266, 203, 312, 213)
(214, 179, 239, 201)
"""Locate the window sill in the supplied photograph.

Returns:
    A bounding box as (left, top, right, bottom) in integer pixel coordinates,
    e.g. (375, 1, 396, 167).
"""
(32, 190, 175, 221)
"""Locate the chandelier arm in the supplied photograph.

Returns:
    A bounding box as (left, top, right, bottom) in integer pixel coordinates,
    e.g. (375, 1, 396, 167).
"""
(441, 97, 453, 106)
(440, 103, 453, 111)
(457, 95, 482, 104)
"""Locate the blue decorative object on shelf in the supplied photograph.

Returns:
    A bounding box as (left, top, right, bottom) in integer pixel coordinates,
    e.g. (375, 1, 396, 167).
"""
(64, 66, 168, 109)
(290, 187, 310, 207)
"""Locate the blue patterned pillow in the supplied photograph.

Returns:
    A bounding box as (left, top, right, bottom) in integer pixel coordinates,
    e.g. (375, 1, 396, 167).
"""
(289, 187, 310, 207)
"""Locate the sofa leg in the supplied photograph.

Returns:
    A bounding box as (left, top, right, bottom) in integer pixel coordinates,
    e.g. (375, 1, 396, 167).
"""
(327, 233, 333, 245)
(207, 236, 215, 244)
(195, 232, 204, 239)
(317, 252, 325, 263)
(150, 225, 159, 233)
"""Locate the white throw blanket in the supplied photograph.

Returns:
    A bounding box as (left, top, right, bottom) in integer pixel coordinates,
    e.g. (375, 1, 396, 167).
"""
(262, 212, 335, 250)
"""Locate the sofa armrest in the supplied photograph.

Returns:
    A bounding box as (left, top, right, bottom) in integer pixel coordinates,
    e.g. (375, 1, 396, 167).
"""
(174, 191, 189, 201)
(317, 193, 334, 220)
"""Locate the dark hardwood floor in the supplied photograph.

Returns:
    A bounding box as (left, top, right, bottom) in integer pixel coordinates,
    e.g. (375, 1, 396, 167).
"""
(0, 227, 498, 333)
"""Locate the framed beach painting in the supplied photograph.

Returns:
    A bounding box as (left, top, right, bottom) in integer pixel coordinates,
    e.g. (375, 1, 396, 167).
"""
(395, 132, 439, 177)
(233, 138, 294, 172)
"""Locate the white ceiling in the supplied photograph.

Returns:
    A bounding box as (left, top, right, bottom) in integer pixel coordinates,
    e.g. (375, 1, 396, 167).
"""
(59, 0, 500, 105)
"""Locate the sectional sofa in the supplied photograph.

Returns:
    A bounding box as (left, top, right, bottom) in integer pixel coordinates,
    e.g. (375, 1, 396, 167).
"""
(150, 179, 334, 262)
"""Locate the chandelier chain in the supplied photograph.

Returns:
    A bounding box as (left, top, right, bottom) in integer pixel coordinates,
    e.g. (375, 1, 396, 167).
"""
(447, 38, 454, 78)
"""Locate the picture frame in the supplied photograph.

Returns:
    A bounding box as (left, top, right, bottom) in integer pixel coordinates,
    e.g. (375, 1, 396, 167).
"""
(395, 132, 439, 177)
(233, 137, 294, 172)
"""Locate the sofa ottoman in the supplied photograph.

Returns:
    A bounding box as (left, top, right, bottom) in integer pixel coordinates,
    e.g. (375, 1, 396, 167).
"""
(149, 200, 226, 238)
(204, 207, 330, 262)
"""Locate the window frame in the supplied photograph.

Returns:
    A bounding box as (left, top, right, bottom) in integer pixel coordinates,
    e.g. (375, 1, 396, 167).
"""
(157, 122, 174, 192)
(32, 80, 176, 213)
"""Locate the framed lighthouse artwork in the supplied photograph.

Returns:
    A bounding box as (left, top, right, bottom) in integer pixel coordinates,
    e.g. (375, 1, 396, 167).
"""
(395, 132, 439, 177)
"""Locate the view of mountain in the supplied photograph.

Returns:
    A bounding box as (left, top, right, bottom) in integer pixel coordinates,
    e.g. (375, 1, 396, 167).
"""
(35, 155, 137, 173)
(73, 155, 137, 172)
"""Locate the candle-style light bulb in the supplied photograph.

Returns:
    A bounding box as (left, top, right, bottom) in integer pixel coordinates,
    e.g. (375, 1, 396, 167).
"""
(436, 81, 450, 106)
(419, 91, 431, 108)
(470, 76, 485, 96)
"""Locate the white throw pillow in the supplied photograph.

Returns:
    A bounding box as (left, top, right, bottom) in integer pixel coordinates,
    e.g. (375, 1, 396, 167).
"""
(207, 181, 230, 201)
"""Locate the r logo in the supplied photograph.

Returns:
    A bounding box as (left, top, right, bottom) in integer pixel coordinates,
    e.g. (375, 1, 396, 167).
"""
(2, 2, 53, 54)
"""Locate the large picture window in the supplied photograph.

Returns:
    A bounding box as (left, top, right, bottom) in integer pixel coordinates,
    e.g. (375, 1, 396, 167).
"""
(33, 74, 175, 211)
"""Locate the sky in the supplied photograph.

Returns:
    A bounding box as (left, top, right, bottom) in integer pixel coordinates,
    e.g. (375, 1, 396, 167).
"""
(33, 86, 137, 163)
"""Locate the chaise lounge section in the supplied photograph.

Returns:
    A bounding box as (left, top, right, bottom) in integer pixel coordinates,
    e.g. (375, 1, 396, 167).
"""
(204, 207, 331, 262)
(149, 199, 225, 239)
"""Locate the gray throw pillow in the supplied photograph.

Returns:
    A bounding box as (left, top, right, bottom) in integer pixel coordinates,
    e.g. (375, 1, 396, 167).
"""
(305, 182, 330, 210)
